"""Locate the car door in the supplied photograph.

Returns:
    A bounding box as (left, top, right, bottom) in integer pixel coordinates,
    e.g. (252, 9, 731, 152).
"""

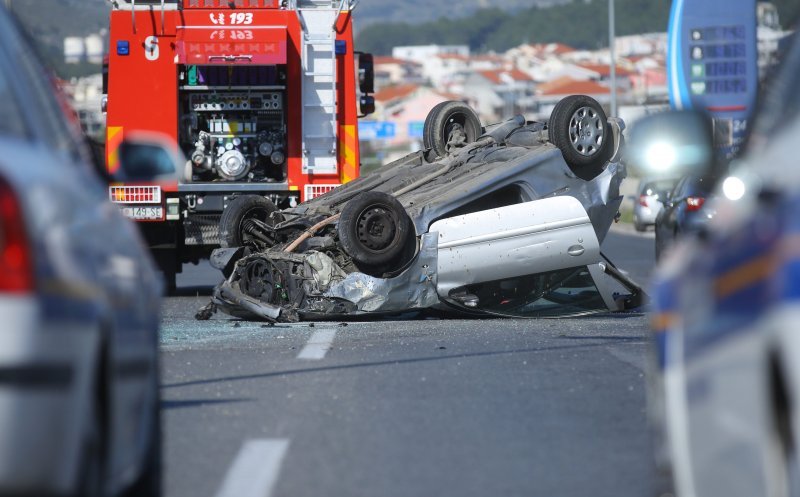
(430, 195, 609, 317)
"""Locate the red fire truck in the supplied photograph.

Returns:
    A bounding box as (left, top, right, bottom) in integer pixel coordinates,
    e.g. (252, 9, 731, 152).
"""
(104, 0, 374, 290)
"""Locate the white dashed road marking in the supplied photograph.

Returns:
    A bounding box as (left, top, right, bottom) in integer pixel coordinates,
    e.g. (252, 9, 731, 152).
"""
(297, 329, 337, 360)
(214, 439, 290, 497)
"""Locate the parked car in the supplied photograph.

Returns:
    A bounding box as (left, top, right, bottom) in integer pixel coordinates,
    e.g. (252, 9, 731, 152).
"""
(0, 6, 165, 496)
(654, 174, 716, 260)
(633, 178, 678, 232)
(635, 31, 800, 497)
(199, 96, 646, 322)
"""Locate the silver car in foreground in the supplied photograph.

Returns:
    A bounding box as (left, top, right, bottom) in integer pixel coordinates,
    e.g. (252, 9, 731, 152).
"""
(199, 96, 645, 322)
(0, 7, 163, 496)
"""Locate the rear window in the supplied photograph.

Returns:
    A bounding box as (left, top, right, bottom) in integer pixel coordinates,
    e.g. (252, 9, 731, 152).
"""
(0, 71, 27, 139)
(641, 179, 677, 198)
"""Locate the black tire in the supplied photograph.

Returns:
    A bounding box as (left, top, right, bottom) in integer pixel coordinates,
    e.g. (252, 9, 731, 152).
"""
(634, 220, 646, 232)
(219, 195, 279, 248)
(548, 95, 612, 175)
(122, 367, 161, 497)
(77, 345, 109, 497)
(423, 101, 482, 158)
(153, 249, 177, 296)
(338, 191, 413, 273)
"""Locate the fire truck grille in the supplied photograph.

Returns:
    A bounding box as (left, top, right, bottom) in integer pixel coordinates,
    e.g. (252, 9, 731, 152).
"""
(184, 214, 221, 246)
(109, 186, 161, 204)
(305, 184, 340, 201)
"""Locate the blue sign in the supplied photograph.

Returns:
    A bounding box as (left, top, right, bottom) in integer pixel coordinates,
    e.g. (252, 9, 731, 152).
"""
(668, 0, 757, 159)
(408, 121, 424, 138)
(359, 121, 396, 140)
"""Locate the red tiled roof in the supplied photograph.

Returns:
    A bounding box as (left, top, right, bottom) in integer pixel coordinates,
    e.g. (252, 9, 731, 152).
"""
(471, 54, 505, 63)
(528, 43, 576, 55)
(577, 63, 634, 77)
(537, 77, 611, 96)
(477, 69, 533, 85)
(374, 84, 419, 102)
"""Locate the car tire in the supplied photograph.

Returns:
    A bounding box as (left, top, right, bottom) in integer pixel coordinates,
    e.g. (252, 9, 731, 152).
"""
(548, 95, 612, 176)
(153, 249, 177, 296)
(338, 191, 413, 274)
(423, 101, 482, 158)
(634, 220, 646, 232)
(122, 371, 162, 497)
(219, 195, 279, 248)
(77, 347, 109, 497)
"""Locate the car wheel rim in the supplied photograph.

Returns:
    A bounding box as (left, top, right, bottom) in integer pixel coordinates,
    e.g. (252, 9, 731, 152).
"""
(356, 206, 397, 252)
(568, 106, 604, 157)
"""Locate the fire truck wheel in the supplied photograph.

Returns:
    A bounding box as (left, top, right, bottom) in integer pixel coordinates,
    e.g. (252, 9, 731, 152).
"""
(548, 95, 612, 176)
(423, 101, 482, 158)
(338, 191, 413, 274)
(219, 195, 279, 248)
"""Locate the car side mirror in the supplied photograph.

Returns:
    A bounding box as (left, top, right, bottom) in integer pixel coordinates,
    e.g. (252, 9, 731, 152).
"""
(627, 111, 715, 179)
(111, 132, 185, 183)
(357, 52, 374, 95)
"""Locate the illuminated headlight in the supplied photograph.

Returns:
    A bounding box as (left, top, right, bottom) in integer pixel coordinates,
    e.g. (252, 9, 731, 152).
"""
(722, 176, 746, 201)
(166, 198, 180, 220)
(645, 142, 677, 172)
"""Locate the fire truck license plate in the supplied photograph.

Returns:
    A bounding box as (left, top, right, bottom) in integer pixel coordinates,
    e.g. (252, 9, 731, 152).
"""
(123, 206, 163, 220)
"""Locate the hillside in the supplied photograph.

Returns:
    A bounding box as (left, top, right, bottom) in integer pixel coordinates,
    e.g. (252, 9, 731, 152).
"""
(355, 0, 800, 55)
(9, 0, 800, 77)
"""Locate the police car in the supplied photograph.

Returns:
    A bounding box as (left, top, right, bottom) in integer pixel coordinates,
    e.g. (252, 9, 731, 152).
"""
(641, 31, 800, 497)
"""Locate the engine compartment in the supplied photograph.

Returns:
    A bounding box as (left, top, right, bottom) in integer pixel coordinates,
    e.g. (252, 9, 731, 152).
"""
(179, 65, 287, 183)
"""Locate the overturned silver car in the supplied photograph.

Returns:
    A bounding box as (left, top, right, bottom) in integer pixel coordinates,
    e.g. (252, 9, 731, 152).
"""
(199, 96, 644, 322)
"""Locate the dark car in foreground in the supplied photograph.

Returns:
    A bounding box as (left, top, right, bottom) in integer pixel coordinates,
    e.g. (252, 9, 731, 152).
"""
(198, 96, 645, 322)
(0, 6, 164, 496)
(654, 174, 716, 260)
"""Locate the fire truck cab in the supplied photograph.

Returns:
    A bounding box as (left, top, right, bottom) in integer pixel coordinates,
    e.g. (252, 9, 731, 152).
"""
(105, 0, 374, 290)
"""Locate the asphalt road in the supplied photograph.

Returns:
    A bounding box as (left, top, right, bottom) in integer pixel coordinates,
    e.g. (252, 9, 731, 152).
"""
(160, 224, 665, 497)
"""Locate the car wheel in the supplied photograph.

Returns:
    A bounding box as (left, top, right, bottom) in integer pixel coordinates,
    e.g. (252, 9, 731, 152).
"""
(634, 220, 646, 232)
(767, 360, 800, 497)
(122, 370, 162, 497)
(338, 191, 413, 274)
(77, 349, 109, 497)
(153, 249, 177, 296)
(548, 95, 612, 177)
(219, 195, 280, 248)
(423, 101, 482, 158)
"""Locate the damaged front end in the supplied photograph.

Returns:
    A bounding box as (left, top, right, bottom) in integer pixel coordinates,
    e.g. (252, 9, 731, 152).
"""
(200, 96, 646, 322)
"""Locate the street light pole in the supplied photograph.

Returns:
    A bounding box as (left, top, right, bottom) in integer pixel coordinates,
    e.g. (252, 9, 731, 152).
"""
(609, 0, 617, 117)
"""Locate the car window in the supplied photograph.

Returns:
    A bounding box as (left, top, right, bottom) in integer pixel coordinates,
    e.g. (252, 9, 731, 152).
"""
(0, 11, 84, 160)
(643, 180, 677, 198)
(448, 267, 608, 318)
(117, 141, 177, 181)
(0, 70, 28, 139)
(670, 177, 687, 200)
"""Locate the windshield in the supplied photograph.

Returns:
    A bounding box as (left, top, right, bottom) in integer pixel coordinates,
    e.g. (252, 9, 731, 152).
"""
(449, 267, 609, 318)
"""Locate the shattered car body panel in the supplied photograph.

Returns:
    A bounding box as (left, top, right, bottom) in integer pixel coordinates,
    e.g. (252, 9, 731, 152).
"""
(203, 111, 641, 322)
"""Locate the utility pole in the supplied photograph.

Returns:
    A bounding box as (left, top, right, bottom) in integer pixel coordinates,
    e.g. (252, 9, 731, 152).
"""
(609, 0, 617, 117)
